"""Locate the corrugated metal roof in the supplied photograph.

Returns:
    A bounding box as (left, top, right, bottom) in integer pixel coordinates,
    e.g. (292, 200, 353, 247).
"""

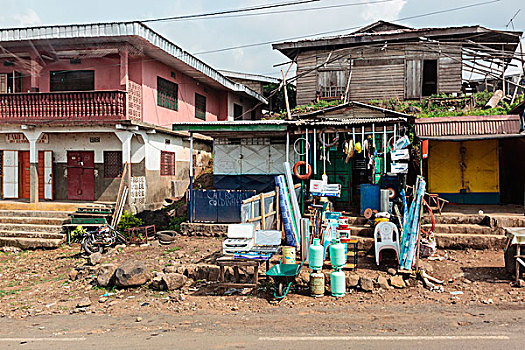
(0, 22, 267, 104)
(415, 115, 522, 139)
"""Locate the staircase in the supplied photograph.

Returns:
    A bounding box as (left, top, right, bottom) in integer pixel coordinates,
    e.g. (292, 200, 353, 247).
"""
(341, 213, 525, 250)
(0, 209, 71, 249)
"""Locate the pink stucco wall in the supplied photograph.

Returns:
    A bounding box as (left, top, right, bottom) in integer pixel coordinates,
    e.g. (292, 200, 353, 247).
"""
(140, 59, 227, 126)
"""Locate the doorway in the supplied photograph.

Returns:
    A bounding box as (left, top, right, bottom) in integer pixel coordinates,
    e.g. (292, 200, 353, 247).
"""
(67, 151, 95, 201)
(18, 151, 53, 200)
(422, 60, 438, 96)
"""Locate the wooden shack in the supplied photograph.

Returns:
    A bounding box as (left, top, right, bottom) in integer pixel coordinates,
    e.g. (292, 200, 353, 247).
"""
(273, 20, 522, 105)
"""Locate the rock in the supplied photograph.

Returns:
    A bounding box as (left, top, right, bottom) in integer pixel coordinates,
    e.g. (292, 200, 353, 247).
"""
(346, 273, 360, 288)
(76, 297, 92, 308)
(150, 273, 166, 291)
(136, 317, 143, 322)
(405, 278, 419, 288)
(482, 298, 493, 305)
(452, 272, 465, 280)
(298, 272, 310, 285)
(163, 265, 177, 274)
(68, 269, 78, 281)
(114, 260, 151, 288)
(98, 297, 108, 303)
(89, 252, 102, 266)
(162, 273, 187, 291)
(96, 264, 117, 287)
(418, 261, 434, 274)
(377, 276, 390, 289)
(387, 268, 397, 276)
(359, 276, 374, 292)
(390, 275, 406, 289)
(518, 279, 525, 288)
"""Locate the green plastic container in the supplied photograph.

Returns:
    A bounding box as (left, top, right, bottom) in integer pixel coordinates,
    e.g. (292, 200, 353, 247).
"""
(309, 238, 324, 270)
(330, 270, 346, 297)
(329, 239, 346, 269)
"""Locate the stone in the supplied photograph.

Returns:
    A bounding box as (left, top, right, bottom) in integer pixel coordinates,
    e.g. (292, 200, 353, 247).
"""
(359, 276, 374, 292)
(387, 268, 397, 276)
(98, 297, 108, 303)
(298, 272, 310, 285)
(162, 273, 187, 291)
(346, 273, 360, 289)
(390, 275, 406, 289)
(163, 265, 177, 274)
(518, 279, 525, 288)
(136, 317, 143, 322)
(452, 272, 465, 280)
(114, 260, 151, 288)
(96, 264, 117, 287)
(76, 297, 92, 308)
(68, 269, 78, 281)
(150, 273, 166, 291)
(377, 276, 390, 289)
(89, 252, 102, 266)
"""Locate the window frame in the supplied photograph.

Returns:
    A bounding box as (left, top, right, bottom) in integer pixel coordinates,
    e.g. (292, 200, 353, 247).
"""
(195, 93, 206, 120)
(160, 150, 176, 176)
(50, 70, 95, 92)
(233, 103, 244, 120)
(157, 76, 179, 111)
(103, 151, 123, 179)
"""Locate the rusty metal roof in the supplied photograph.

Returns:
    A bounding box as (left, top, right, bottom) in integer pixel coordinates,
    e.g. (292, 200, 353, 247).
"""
(415, 115, 523, 140)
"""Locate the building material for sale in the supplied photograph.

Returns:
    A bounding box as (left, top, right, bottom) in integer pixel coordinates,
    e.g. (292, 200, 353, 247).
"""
(283, 162, 302, 237)
(275, 175, 298, 247)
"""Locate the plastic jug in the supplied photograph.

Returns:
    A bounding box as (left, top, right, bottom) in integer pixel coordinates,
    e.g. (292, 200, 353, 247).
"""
(329, 239, 346, 269)
(330, 270, 346, 297)
(309, 238, 324, 270)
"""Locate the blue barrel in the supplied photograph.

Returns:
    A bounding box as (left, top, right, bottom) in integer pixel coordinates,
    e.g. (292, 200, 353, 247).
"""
(360, 184, 380, 215)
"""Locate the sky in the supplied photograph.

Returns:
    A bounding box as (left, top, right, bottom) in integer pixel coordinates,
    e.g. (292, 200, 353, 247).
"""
(0, 0, 523, 78)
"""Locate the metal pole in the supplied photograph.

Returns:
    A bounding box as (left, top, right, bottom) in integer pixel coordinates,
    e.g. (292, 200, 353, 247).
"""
(372, 123, 375, 148)
(286, 132, 290, 164)
(313, 128, 317, 174)
(383, 127, 387, 174)
(305, 128, 309, 173)
(189, 132, 194, 223)
(394, 124, 397, 143)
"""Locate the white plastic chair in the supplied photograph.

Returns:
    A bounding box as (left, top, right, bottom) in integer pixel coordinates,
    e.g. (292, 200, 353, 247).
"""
(374, 221, 400, 265)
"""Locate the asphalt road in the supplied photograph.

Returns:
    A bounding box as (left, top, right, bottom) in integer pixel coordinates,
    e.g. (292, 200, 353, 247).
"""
(0, 303, 524, 349)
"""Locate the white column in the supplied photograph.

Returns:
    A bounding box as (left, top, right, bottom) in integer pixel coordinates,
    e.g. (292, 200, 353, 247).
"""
(22, 130, 42, 203)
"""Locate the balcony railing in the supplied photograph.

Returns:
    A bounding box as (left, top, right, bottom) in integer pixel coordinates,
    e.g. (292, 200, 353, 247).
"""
(0, 90, 127, 122)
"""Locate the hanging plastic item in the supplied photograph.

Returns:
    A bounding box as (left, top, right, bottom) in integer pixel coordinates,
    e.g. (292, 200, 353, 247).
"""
(318, 128, 339, 147)
(421, 140, 429, 159)
(354, 142, 362, 153)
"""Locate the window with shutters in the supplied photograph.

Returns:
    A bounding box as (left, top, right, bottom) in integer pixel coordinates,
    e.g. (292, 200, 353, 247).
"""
(157, 77, 178, 111)
(160, 151, 176, 176)
(195, 93, 206, 120)
(318, 70, 347, 99)
(104, 151, 122, 178)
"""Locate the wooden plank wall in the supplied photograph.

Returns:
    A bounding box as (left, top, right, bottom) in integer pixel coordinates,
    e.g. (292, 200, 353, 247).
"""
(294, 42, 463, 106)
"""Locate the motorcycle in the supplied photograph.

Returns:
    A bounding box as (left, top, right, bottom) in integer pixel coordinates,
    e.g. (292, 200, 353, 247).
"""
(80, 225, 127, 254)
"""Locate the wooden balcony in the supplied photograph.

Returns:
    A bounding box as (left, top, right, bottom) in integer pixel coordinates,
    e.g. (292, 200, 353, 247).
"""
(0, 90, 127, 122)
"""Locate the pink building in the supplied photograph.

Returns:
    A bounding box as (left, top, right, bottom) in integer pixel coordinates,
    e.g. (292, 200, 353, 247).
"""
(0, 22, 267, 213)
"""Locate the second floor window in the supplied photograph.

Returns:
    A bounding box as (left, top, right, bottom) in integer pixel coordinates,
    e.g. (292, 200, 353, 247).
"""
(50, 70, 94, 91)
(195, 93, 206, 120)
(318, 70, 346, 100)
(234, 103, 243, 120)
(157, 77, 178, 111)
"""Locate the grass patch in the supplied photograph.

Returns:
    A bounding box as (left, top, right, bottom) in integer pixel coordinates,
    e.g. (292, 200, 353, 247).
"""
(166, 247, 181, 253)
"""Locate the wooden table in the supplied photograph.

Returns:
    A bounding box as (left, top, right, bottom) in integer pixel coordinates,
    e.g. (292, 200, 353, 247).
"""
(216, 256, 271, 290)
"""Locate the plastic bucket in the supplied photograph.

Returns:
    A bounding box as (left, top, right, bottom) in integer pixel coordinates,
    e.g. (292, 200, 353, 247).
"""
(282, 246, 296, 264)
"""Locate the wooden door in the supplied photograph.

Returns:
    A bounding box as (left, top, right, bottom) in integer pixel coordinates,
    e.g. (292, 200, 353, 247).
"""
(42, 151, 53, 200)
(0, 74, 7, 94)
(405, 59, 422, 99)
(19, 151, 30, 199)
(67, 151, 95, 201)
(3, 151, 18, 198)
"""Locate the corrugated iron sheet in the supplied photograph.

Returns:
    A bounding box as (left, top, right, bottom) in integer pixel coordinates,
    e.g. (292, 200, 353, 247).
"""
(415, 115, 521, 137)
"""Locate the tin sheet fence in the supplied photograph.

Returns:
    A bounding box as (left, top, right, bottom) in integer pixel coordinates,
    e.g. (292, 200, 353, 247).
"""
(191, 189, 256, 223)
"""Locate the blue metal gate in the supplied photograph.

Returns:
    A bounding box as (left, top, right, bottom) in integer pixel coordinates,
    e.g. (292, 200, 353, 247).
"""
(191, 189, 256, 223)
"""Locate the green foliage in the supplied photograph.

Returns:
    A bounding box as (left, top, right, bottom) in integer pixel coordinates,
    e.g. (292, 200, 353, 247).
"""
(70, 225, 86, 243)
(263, 82, 297, 113)
(167, 215, 186, 232)
(117, 211, 144, 236)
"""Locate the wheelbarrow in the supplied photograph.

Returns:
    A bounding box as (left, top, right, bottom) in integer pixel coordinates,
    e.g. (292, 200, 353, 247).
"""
(266, 260, 305, 300)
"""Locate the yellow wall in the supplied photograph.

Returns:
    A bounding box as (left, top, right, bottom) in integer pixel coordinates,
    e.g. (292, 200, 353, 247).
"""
(428, 140, 499, 194)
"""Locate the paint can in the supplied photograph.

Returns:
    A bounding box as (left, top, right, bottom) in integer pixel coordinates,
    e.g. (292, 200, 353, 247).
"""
(310, 271, 325, 297)
(282, 246, 296, 264)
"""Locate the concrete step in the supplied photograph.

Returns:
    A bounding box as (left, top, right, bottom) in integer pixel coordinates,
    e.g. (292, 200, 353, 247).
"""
(422, 214, 484, 225)
(347, 225, 374, 237)
(492, 216, 525, 228)
(435, 233, 506, 250)
(0, 202, 81, 211)
(0, 236, 64, 249)
(421, 223, 501, 235)
(0, 210, 71, 219)
(0, 230, 65, 240)
(0, 223, 63, 234)
(0, 216, 66, 225)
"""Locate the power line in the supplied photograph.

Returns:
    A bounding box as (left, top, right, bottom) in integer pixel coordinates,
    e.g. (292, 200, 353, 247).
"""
(140, 0, 320, 23)
(150, 0, 397, 22)
(194, 0, 502, 55)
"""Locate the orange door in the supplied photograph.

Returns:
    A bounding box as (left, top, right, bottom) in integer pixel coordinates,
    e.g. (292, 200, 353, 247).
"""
(19, 151, 48, 200)
(19, 151, 30, 199)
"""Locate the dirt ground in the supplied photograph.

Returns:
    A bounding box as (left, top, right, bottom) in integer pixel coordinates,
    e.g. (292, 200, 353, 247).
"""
(0, 236, 524, 320)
